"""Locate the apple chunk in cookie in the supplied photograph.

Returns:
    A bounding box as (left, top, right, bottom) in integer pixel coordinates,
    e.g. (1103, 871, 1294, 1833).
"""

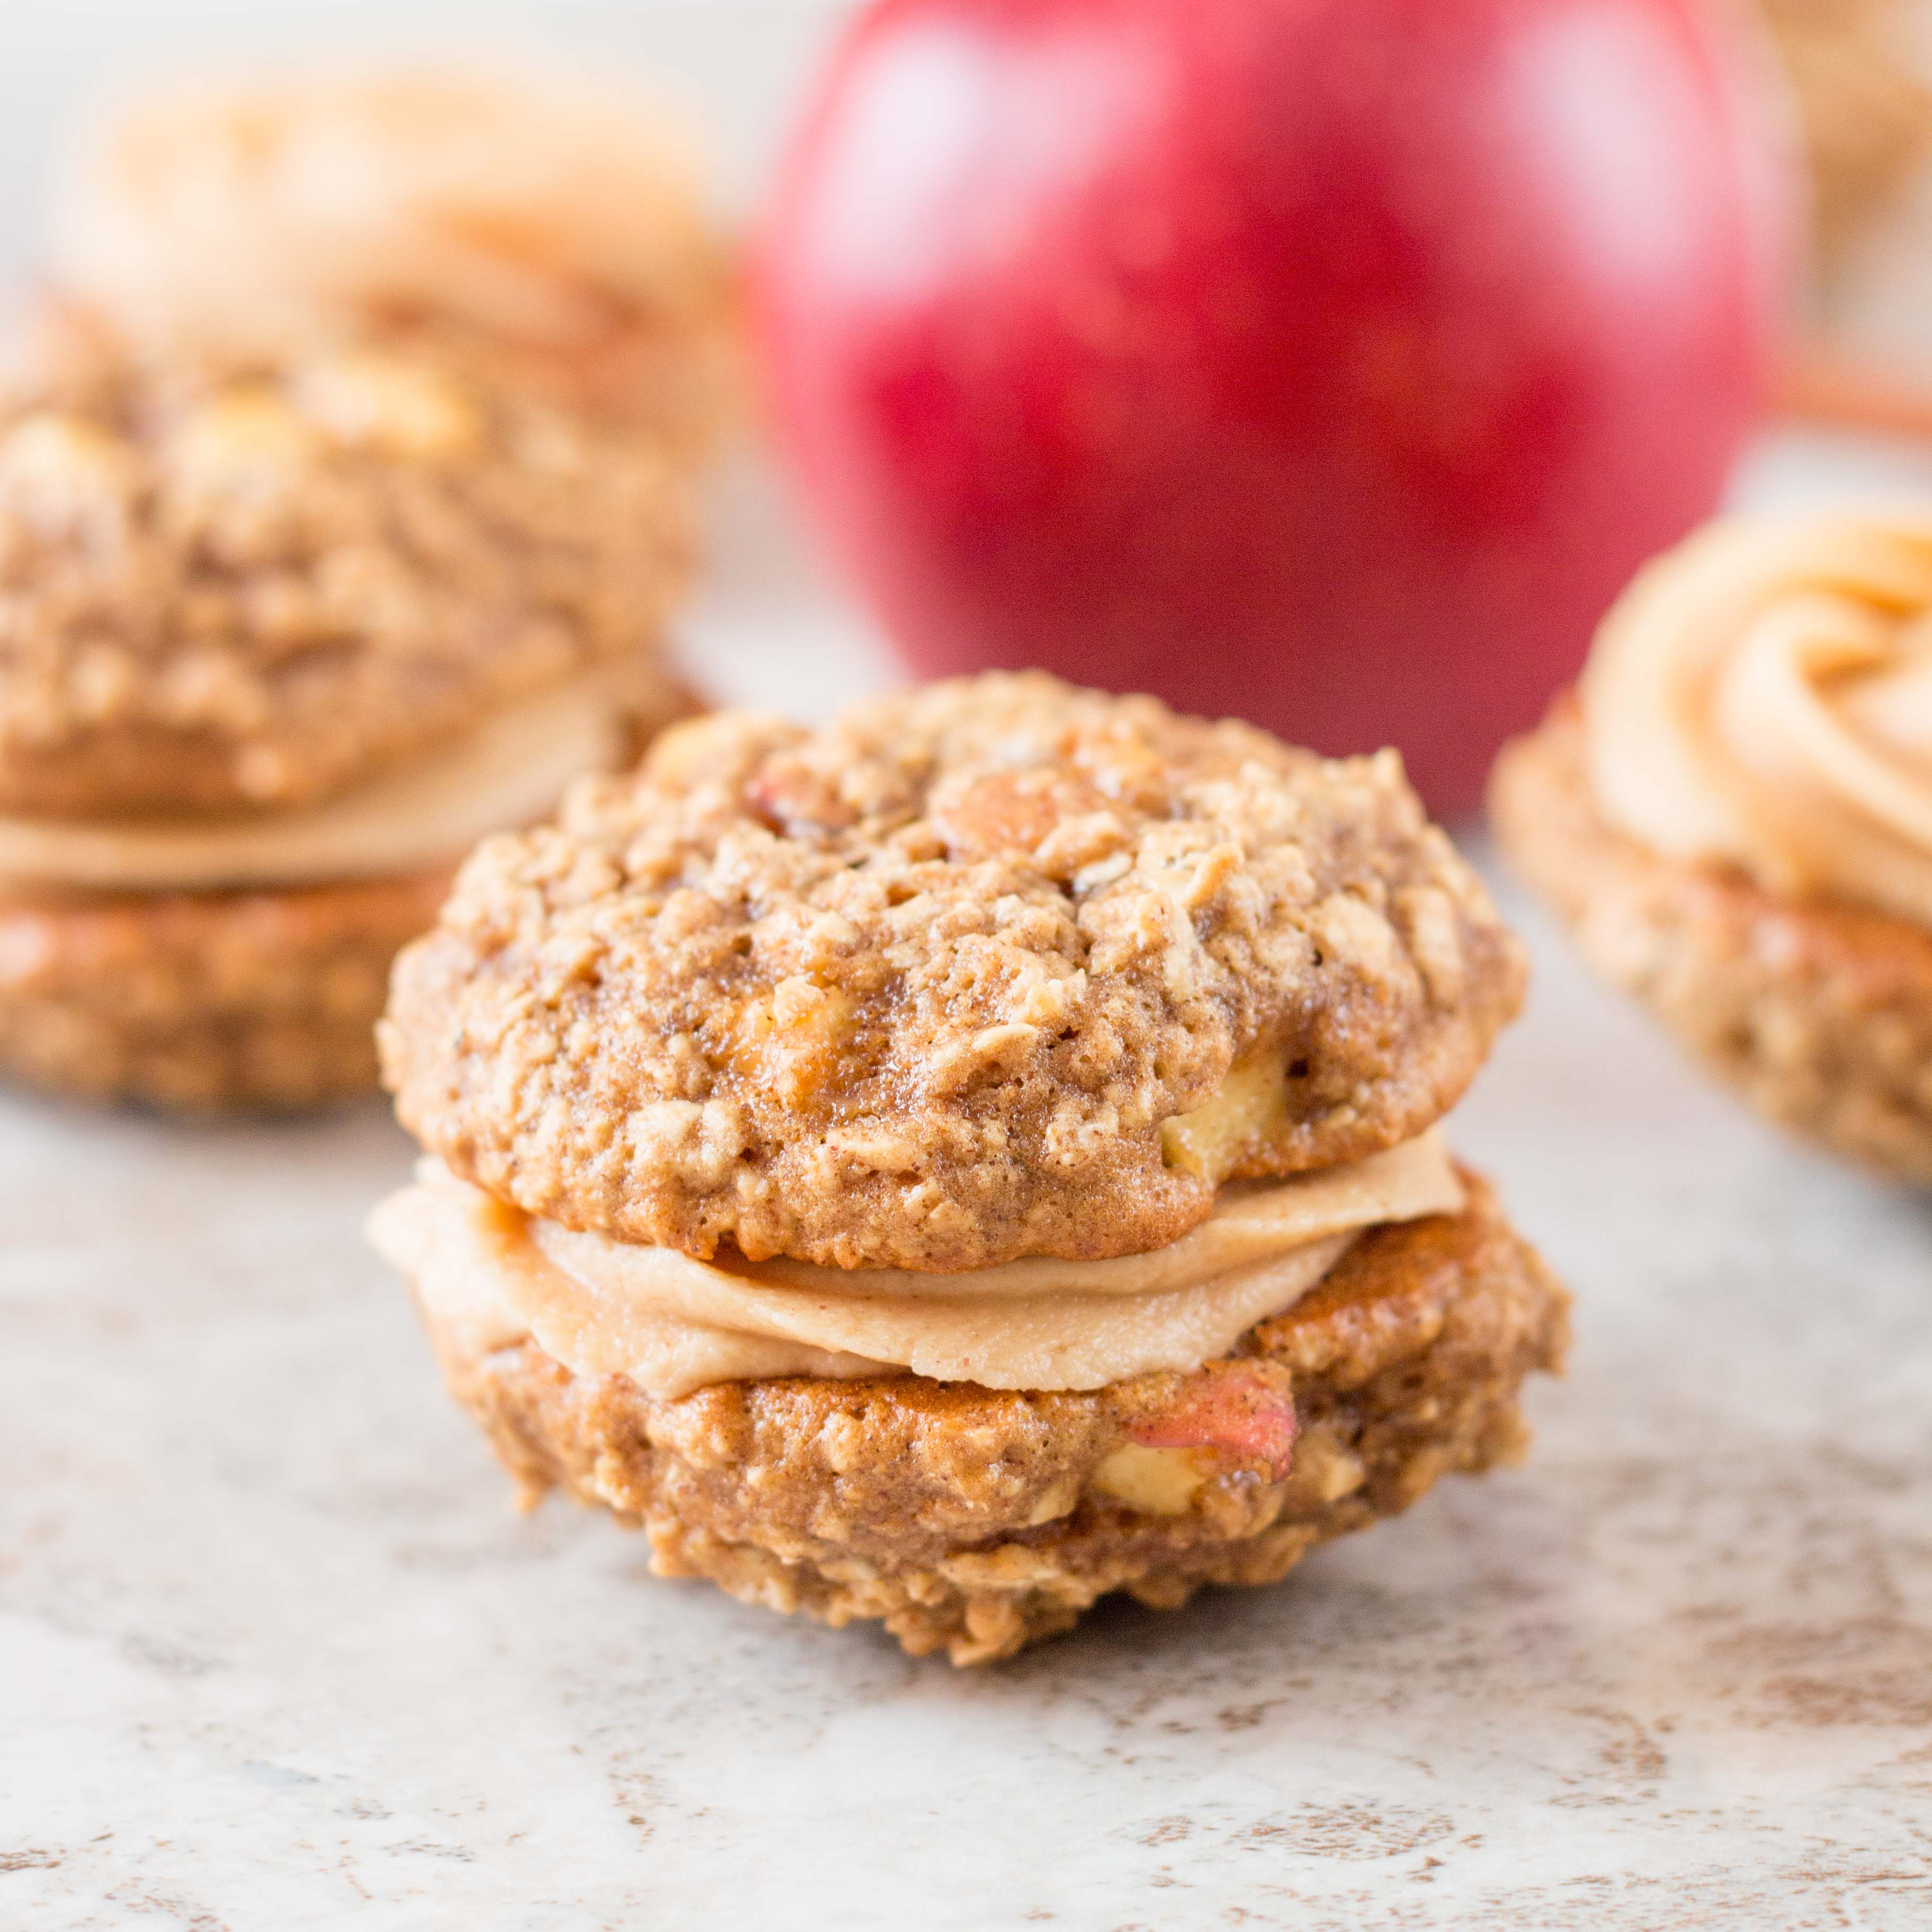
(374, 674, 1567, 1662)
(0, 327, 697, 1110)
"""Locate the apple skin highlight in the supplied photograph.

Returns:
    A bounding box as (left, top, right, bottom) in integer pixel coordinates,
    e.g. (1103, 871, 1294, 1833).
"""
(755, 0, 1797, 812)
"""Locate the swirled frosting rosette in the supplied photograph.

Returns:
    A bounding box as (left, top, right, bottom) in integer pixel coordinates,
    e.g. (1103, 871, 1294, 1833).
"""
(52, 67, 734, 444)
(1584, 509, 1932, 926)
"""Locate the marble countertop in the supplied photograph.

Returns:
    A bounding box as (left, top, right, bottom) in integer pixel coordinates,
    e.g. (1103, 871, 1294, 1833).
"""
(5, 447, 1932, 1929)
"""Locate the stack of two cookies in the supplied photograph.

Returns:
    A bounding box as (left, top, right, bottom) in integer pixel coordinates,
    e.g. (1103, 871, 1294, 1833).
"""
(374, 675, 1568, 1662)
(0, 70, 728, 1107)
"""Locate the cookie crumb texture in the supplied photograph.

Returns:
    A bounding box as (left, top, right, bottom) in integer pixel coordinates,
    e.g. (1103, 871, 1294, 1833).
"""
(429, 1170, 1567, 1663)
(384, 675, 1525, 1270)
(0, 313, 695, 819)
(1493, 703, 1932, 1185)
(0, 869, 449, 1110)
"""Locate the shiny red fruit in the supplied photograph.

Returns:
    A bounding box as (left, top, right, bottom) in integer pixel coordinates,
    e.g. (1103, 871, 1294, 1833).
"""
(1130, 1367, 1299, 1478)
(754, 0, 1795, 812)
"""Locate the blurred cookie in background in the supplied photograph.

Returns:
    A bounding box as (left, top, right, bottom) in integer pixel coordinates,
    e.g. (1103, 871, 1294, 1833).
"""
(1493, 507, 1932, 1186)
(0, 320, 697, 1110)
(1754, 0, 1932, 430)
(52, 66, 737, 459)
(1758, 0, 1932, 263)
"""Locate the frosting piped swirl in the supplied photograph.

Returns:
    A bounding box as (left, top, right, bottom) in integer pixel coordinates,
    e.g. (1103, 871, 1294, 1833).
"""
(1583, 510, 1932, 926)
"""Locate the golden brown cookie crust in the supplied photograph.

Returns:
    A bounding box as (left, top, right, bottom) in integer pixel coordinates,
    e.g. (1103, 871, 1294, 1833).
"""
(0, 308, 696, 821)
(382, 675, 1527, 1271)
(0, 867, 450, 1110)
(418, 1166, 1568, 1665)
(1492, 700, 1932, 1185)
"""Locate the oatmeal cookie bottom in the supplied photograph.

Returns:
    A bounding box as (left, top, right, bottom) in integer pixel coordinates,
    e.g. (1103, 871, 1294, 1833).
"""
(1491, 701, 1932, 1186)
(0, 868, 451, 1111)
(418, 1168, 1567, 1663)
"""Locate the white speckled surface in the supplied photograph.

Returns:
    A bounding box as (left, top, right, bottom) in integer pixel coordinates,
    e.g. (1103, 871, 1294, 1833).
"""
(6, 557, 1932, 1926)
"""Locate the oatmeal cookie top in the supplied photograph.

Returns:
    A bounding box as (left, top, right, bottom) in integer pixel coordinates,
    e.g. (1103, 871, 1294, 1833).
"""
(382, 674, 1525, 1271)
(0, 314, 695, 820)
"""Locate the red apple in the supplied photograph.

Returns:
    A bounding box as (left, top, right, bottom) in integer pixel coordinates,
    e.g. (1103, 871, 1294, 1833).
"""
(1130, 1365, 1299, 1478)
(754, 0, 1796, 812)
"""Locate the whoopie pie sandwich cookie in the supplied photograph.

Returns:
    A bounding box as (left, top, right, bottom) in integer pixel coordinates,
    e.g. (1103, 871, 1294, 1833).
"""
(373, 674, 1568, 1663)
(0, 321, 695, 1110)
(53, 65, 735, 455)
(1493, 508, 1932, 1184)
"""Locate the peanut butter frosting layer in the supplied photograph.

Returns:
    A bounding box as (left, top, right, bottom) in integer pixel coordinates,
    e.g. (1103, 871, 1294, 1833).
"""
(416, 1162, 1567, 1665)
(0, 321, 694, 820)
(369, 1133, 1463, 1399)
(0, 664, 673, 892)
(381, 675, 1524, 1273)
(55, 68, 735, 447)
(1584, 509, 1932, 927)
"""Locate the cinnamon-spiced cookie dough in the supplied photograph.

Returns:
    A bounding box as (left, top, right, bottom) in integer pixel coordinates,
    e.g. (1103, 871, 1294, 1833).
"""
(382, 673, 1527, 1274)
(0, 314, 694, 819)
(375, 675, 1564, 1660)
(53, 66, 736, 454)
(0, 870, 449, 1111)
(381, 1164, 1566, 1665)
(0, 325, 696, 1110)
(1492, 509, 1932, 1183)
